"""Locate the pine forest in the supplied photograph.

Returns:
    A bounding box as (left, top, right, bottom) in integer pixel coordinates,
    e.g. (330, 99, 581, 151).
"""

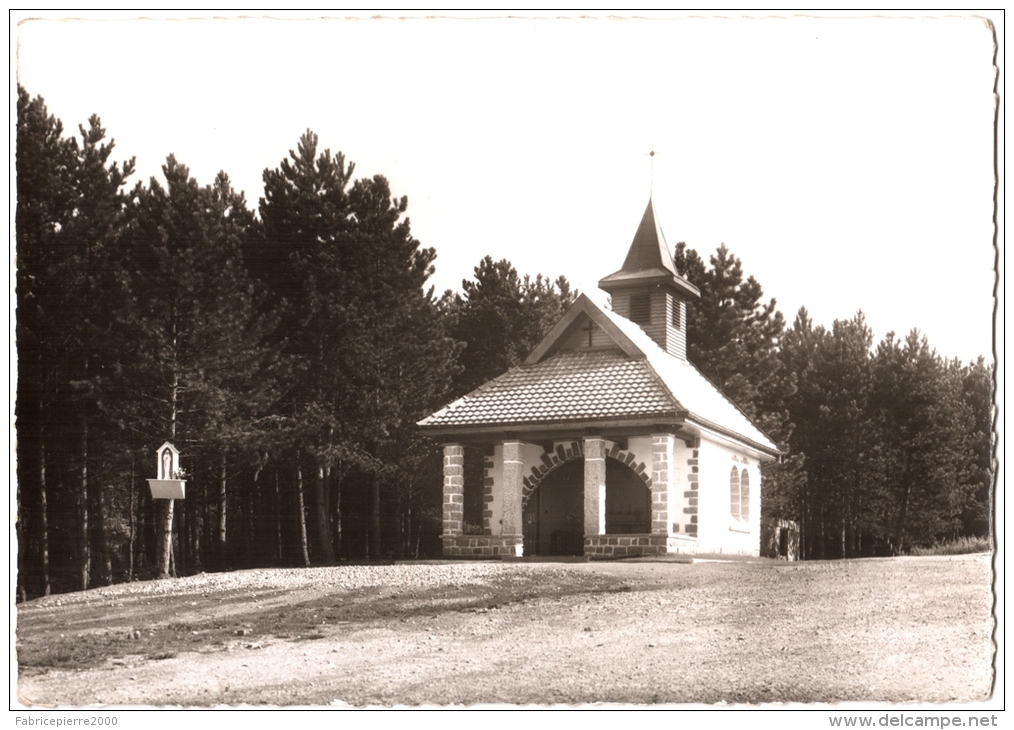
(15, 87, 994, 599)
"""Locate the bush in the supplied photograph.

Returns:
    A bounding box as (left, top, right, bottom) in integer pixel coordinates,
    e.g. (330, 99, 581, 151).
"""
(909, 536, 992, 556)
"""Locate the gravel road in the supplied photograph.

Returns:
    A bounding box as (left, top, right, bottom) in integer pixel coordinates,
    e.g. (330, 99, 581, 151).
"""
(16, 554, 994, 707)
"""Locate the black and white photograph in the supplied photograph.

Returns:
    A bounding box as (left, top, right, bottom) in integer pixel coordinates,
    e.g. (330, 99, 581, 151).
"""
(11, 10, 1002, 718)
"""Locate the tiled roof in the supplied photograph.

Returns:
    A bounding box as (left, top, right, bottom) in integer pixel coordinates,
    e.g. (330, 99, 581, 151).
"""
(418, 349, 678, 428)
(419, 295, 779, 456)
(595, 305, 778, 453)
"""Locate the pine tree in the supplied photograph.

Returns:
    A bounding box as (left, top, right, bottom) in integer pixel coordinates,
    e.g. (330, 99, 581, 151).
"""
(959, 357, 994, 538)
(673, 243, 792, 441)
(672, 242, 797, 553)
(64, 114, 136, 588)
(445, 256, 576, 396)
(111, 157, 276, 577)
(869, 331, 980, 553)
(258, 131, 457, 560)
(16, 86, 78, 597)
(783, 310, 892, 558)
(16, 88, 136, 592)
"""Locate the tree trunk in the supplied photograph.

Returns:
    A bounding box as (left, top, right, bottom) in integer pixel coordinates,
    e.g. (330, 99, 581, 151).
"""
(370, 471, 382, 561)
(894, 452, 912, 555)
(157, 499, 175, 578)
(16, 457, 26, 602)
(169, 511, 177, 578)
(895, 480, 912, 556)
(189, 478, 202, 574)
(137, 480, 147, 571)
(850, 485, 860, 558)
(275, 470, 283, 564)
(332, 473, 342, 562)
(79, 417, 90, 591)
(840, 484, 847, 560)
(40, 433, 50, 596)
(818, 506, 826, 561)
(251, 466, 262, 566)
(799, 480, 807, 561)
(128, 450, 135, 582)
(395, 481, 405, 560)
(235, 469, 247, 568)
(296, 456, 310, 567)
(157, 298, 180, 579)
(218, 453, 227, 568)
(179, 494, 189, 575)
(314, 460, 335, 564)
(93, 478, 113, 585)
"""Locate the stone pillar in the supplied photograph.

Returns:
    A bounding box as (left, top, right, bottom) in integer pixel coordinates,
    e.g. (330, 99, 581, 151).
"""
(501, 441, 524, 538)
(651, 433, 675, 535)
(442, 444, 464, 539)
(583, 437, 607, 537)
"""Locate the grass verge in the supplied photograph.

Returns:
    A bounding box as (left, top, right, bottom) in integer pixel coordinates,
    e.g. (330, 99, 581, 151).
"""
(909, 535, 992, 555)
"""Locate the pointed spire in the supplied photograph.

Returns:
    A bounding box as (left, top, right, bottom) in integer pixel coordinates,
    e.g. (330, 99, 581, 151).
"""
(621, 197, 678, 275)
(599, 197, 700, 361)
(598, 196, 700, 301)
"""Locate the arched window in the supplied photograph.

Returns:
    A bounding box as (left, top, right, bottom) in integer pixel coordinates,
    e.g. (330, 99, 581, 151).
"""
(730, 467, 741, 520)
(740, 469, 750, 522)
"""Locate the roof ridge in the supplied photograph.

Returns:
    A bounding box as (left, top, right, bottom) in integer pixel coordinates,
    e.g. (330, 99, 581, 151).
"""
(594, 303, 778, 453)
(596, 306, 685, 412)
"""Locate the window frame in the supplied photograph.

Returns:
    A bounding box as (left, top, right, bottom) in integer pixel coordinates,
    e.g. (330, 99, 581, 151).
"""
(629, 293, 651, 325)
(729, 466, 741, 521)
(730, 465, 751, 531)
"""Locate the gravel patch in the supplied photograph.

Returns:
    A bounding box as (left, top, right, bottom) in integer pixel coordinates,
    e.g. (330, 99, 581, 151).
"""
(16, 554, 994, 707)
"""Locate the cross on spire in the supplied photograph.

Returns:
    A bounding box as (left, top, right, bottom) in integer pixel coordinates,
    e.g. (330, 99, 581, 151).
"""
(646, 145, 659, 193)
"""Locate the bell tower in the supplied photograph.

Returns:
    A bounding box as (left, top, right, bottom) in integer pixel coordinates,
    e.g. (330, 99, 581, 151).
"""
(598, 197, 700, 361)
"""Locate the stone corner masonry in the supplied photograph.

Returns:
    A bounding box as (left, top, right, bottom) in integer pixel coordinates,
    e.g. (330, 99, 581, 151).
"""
(441, 435, 698, 558)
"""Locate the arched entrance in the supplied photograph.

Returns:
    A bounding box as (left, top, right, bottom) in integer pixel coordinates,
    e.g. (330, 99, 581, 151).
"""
(605, 458, 651, 534)
(522, 456, 653, 556)
(523, 460, 583, 556)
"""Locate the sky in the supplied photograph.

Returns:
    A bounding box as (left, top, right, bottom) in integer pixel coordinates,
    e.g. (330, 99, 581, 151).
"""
(13, 11, 1001, 364)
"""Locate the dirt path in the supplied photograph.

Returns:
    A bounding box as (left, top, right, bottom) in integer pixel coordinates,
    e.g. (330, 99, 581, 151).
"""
(16, 554, 994, 706)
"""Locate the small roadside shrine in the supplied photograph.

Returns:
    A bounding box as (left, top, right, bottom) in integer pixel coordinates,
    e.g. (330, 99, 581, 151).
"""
(147, 441, 185, 499)
(147, 441, 186, 575)
(419, 198, 780, 558)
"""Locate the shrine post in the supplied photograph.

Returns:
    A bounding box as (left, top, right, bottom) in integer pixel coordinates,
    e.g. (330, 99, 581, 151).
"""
(147, 442, 186, 578)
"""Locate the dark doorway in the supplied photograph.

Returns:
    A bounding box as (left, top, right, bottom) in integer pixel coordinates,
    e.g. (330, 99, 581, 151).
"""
(779, 527, 789, 558)
(605, 459, 651, 534)
(524, 459, 584, 556)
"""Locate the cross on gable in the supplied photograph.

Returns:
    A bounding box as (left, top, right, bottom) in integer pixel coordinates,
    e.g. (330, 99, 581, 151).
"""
(581, 319, 595, 347)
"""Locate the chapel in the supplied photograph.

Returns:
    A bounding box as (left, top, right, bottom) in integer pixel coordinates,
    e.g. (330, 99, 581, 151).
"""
(418, 198, 780, 558)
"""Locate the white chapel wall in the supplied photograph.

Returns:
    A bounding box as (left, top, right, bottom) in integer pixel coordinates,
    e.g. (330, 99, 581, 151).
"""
(695, 435, 761, 556)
